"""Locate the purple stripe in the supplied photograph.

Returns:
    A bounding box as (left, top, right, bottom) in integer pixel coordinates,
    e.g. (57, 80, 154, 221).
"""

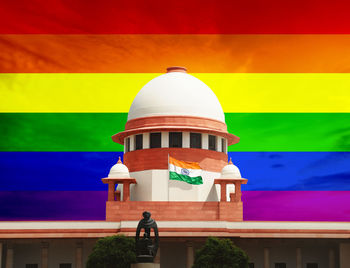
(243, 191, 350, 221)
(1, 191, 349, 221)
(0, 191, 107, 221)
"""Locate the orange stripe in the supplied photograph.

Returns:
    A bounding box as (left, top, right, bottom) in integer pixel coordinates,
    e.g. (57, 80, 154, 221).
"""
(169, 156, 201, 170)
(1, 34, 350, 73)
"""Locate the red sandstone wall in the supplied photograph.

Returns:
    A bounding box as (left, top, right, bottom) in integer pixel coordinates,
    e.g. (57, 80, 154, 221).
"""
(124, 147, 227, 172)
(106, 201, 243, 222)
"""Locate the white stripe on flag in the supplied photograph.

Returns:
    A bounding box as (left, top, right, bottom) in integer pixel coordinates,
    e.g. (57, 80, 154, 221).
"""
(169, 163, 202, 178)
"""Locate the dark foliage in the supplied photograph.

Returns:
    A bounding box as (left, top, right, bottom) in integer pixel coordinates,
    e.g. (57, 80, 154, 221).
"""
(86, 235, 136, 268)
(192, 237, 249, 268)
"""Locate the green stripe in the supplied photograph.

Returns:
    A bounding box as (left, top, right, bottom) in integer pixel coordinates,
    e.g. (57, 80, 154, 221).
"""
(0, 113, 126, 152)
(0, 113, 349, 152)
(227, 113, 350, 152)
(169, 171, 203, 185)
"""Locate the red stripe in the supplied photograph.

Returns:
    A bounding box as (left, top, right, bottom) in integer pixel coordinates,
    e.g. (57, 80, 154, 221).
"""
(1, 0, 350, 33)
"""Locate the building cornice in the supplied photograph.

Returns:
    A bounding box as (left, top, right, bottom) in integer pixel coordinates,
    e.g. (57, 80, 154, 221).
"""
(1, 221, 349, 239)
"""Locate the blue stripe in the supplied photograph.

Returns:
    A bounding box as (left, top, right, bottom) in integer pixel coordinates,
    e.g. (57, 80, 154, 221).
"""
(0, 152, 122, 191)
(232, 152, 350, 190)
(0, 152, 350, 191)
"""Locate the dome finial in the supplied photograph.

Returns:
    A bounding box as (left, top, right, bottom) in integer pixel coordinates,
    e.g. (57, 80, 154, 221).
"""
(229, 157, 233, 165)
(166, 66, 187, 73)
(117, 156, 122, 164)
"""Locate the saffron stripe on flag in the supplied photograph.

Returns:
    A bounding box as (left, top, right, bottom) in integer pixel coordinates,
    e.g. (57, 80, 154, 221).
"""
(169, 156, 201, 170)
(2, 35, 350, 73)
(2, 73, 350, 112)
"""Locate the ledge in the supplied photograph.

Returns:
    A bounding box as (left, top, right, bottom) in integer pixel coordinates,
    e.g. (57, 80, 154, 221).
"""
(1, 221, 349, 239)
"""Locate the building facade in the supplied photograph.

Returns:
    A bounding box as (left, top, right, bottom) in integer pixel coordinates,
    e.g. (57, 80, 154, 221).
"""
(1, 67, 350, 268)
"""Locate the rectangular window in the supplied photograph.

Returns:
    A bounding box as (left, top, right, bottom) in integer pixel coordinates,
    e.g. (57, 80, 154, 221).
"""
(150, 132, 161, 148)
(126, 137, 130, 152)
(248, 263, 255, 268)
(307, 264, 318, 268)
(190, 133, 202, 149)
(208, 135, 217, 151)
(59, 264, 72, 268)
(26, 265, 38, 268)
(275, 263, 286, 268)
(135, 134, 143, 150)
(221, 138, 226, 153)
(169, 132, 182, 148)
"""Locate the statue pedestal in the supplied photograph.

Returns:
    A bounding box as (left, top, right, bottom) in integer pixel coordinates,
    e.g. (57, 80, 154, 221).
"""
(131, 263, 160, 268)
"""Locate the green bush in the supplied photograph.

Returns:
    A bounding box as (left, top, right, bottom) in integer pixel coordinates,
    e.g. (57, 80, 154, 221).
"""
(192, 237, 249, 268)
(86, 235, 136, 268)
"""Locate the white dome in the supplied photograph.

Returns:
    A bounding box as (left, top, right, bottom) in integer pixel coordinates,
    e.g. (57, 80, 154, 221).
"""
(128, 68, 225, 122)
(108, 157, 130, 178)
(220, 159, 241, 179)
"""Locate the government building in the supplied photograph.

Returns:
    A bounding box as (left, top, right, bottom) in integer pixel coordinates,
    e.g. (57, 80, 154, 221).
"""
(0, 67, 349, 268)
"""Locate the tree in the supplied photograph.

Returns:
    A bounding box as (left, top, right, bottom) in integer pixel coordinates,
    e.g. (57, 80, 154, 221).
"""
(192, 237, 249, 268)
(86, 235, 136, 268)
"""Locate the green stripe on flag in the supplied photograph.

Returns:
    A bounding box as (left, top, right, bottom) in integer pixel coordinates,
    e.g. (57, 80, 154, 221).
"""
(169, 171, 203, 185)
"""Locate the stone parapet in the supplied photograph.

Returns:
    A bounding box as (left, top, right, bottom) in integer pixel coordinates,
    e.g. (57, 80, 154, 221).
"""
(105, 201, 243, 222)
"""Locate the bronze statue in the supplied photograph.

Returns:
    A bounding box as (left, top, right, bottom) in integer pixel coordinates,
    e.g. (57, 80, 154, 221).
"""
(135, 211, 159, 263)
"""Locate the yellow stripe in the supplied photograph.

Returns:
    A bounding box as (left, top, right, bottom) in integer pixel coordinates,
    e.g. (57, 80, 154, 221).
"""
(169, 156, 201, 170)
(1, 73, 350, 112)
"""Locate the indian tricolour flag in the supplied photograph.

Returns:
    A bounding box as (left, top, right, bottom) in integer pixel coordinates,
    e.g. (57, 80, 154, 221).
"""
(169, 156, 203, 185)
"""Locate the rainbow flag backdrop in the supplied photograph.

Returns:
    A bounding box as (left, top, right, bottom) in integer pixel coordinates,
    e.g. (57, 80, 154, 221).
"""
(1, 0, 350, 221)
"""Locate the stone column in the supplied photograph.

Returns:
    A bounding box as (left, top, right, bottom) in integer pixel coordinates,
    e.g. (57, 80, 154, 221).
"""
(202, 134, 209, 150)
(296, 247, 302, 268)
(329, 248, 335, 268)
(263, 248, 270, 268)
(143, 133, 150, 149)
(123, 182, 131, 201)
(217, 136, 221, 152)
(339, 243, 350, 268)
(130, 135, 135, 151)
(5, 244, 13, 268)
(161, 132, 169, 148)
(234, 182, 242, 202)
(220, 183, 227, 202)
(0, 242, 3, 268)
(183, 132, 190, 148)
(41, 242, 49, 268)
(115, 190, 121, 201)
(75, 242, 83, 268)
(229, 192, 236, 202)
(108, 182, 116, 201)
(186, 242, 194, 268)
